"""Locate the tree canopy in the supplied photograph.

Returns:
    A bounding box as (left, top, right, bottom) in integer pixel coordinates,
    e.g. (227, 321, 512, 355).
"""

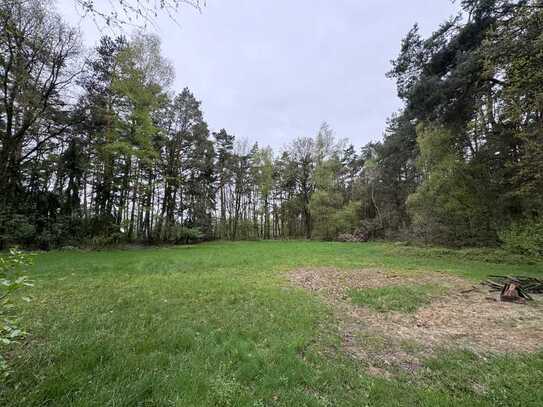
(1, 0, 542, 251)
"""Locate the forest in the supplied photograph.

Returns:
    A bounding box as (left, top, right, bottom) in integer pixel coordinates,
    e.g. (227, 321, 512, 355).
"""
(2, 1, 543, 405)
(1, 0, 542, 252)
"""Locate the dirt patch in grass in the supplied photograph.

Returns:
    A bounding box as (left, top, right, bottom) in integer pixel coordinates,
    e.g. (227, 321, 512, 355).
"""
(289, 268, 543, 376)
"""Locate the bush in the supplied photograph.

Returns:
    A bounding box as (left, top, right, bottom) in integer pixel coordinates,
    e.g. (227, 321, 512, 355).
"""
(0, 214, 35, 249)
(310, 194, 361, 241)
(500, 218, 543, 257)
(0, 248, 33, 374)
(175, 226, 204, 244)
(88, 233, 125, 249)
(162, 224, 204, 244)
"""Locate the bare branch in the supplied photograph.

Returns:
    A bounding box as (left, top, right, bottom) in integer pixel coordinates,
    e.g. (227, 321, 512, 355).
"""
(73, 0, 205, 29)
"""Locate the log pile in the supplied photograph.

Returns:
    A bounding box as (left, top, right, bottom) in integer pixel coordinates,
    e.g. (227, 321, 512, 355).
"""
(336, 228, 369, 242)
(483, 276, 543, 303)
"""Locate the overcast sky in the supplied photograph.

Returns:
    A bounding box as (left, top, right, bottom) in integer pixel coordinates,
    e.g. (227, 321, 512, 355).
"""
(57, 0, 459, 149)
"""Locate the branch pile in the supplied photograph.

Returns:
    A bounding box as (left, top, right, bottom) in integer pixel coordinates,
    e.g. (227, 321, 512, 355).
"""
(483, 276, 543, 302)
(336, 229, 369, 243)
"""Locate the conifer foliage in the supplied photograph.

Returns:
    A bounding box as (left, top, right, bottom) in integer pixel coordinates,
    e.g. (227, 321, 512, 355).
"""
(1, 0, 542, 249)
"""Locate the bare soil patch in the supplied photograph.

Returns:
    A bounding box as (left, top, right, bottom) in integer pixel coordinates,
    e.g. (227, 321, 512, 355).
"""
(289, 268, 543, 375)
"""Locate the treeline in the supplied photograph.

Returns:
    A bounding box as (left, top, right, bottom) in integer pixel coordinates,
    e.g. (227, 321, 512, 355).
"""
(1, 0, 542, 252)
(0, 0, 370, 248)
(383, 0, 543, 249)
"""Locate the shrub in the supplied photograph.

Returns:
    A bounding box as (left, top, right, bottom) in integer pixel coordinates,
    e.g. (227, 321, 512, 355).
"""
(311, 195, 361, 241)
(500, 218, 543, 257)
(0, 248, 33, 374)
(0, 214, 35, 249)
(161, 224, 204, 244)
(88, 233, 125, 249)
(175, 226, 204, 244)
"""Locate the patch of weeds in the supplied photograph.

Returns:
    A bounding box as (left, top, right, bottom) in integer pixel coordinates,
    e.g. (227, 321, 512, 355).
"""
(399, 338, 425, 354)
(209, 366, 243, 406)
(418, 349, 543, 405)
(347, 284, 445, 313)
(354, 331, 389, 353)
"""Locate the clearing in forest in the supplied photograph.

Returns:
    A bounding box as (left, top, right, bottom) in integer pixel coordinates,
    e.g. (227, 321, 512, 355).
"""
(2, 241, 543, 406)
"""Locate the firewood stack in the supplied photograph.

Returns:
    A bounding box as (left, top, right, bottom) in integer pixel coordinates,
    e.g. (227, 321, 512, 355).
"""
(483, 276, 543, 303)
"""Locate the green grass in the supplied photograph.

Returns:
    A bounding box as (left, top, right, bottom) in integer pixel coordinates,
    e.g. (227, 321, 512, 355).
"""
(348, 284, 444, 313)
(1, 241, 543, 406)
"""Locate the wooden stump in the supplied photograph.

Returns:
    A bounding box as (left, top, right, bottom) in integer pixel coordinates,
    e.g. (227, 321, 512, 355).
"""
(500, 283, 525, 304)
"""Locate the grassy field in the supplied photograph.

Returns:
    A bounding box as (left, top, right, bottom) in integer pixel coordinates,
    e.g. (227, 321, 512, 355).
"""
(2, 241, 543, 406)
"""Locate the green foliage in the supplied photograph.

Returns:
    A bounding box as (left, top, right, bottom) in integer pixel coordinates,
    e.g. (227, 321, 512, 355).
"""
(0, 215, 35, 248)
(310, 152, 362, 241)
(500, 218, 543, 257)
(309, 190, 344, 240)
(174, 226, 204, 244)
(333, 201, 361, 235)
(348, 284, 444, 313)
(162, 224, 204, 244)
(408, 125, 497, 246)
(382, 1, 543, 247)
(0, 248, 33, 373)
(310, 194, 361, 241)
(387, 243, 542, 266)
(2, 0, 543, 252)
(88, 233, 125, 249)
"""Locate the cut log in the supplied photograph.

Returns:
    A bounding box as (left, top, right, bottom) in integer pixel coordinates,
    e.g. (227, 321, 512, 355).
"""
(500, 282, 526, 304)
(482, 275, 543, 298)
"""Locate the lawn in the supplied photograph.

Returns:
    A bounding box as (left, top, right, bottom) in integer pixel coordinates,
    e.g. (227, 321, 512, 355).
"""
(1, 241, 543, 406)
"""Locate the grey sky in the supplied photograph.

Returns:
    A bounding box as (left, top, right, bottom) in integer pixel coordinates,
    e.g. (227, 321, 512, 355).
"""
(57, 0, 458, 149)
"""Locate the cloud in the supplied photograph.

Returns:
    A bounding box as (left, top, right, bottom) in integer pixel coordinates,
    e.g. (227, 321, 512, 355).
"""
(57, 0, 458, 149)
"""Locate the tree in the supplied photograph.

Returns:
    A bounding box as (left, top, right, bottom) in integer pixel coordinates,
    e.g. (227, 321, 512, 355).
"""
(384, 0, 543, 245)
(288, 137, 315, 239)
(254, 147, 274, 239)
(407, 124, 496, 245)
(74, 0, 204, 28)
(78, 35, 127, 223)
(0, 0, 81, 248)
(112, 33, 173, 238)
(0, 0, 81, 210)
(213, 129, 235, 238)
(230, 140, 252, 240)
(158, 88, 208, 240)
(310, 156, 345, 240)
